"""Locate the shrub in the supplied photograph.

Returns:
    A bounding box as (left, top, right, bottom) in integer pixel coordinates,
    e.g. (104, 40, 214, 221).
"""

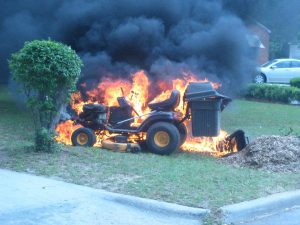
(245, 84, 300, 103)
(9, 40, 83, 152)
(35, 128, 59, 152)
(290, 78, 300, 88)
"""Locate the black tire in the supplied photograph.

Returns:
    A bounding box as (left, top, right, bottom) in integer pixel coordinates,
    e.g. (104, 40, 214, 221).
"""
(177, 123, 188, 146)
(138, 140, 148, 152)
(146, 122, 180, 155)
(71, 127, 96, 147)
(254, 73, 266, 83)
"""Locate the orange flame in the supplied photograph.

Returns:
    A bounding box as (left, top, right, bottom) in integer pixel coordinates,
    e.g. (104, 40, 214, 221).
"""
(55, 70, 236, 156)
(55, 120, 82, 145)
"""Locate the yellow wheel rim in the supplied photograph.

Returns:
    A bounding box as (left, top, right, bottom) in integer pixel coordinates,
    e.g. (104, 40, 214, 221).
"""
(154, 131, 170, 148)
(77, 132, 88, 145)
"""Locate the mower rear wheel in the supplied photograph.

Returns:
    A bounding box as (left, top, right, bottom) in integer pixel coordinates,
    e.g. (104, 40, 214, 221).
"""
(177, 123, 187, 146)
(71, 127, 96, 147)
(146, 122, 180, 155)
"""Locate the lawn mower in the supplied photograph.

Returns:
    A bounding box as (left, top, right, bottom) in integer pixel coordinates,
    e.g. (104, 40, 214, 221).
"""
(70, 82, 234, 155)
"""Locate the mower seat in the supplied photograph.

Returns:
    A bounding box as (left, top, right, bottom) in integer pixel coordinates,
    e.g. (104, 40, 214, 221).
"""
(148, 90, 180, 111)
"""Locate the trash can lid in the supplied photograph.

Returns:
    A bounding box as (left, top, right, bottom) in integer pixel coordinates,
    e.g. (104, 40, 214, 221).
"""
(184, 82, 230, 101)
(185, 82, 214, 94)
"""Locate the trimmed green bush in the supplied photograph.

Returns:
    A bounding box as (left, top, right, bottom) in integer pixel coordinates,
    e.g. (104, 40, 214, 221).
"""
(245, 84, 300, 103)
(290, 77, 300, 88)
(35, 128, 59, 152)
(9, 40, 83, 152)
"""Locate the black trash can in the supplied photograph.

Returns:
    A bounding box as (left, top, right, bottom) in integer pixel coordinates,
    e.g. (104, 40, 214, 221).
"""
(184, 82, 231, 137)
(189, 98, 222, 137)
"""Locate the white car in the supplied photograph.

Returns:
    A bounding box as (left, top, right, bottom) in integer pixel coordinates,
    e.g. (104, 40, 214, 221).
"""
(254, 58, 300, 84)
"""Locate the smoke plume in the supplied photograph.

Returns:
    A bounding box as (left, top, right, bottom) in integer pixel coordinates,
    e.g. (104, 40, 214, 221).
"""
(1, 0, 257, 93)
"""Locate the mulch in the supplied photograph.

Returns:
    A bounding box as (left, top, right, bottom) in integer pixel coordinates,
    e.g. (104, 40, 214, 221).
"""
(222, 136, 300, 172)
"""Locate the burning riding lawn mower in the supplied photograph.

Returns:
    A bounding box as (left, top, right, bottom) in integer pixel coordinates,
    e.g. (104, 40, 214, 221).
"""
(68, 82, 248, 155)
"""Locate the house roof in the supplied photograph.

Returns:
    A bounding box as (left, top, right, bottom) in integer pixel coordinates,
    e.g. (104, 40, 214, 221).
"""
(246, 20, 271, 34)
(255, 21, 271, 34)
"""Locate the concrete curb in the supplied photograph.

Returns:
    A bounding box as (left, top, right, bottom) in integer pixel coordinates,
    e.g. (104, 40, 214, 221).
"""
(221, 189, 300, 224)
(103, 191, 209, 219)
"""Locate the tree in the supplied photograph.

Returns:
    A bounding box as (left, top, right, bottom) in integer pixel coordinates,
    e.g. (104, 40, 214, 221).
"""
(9, 40, 83, 152)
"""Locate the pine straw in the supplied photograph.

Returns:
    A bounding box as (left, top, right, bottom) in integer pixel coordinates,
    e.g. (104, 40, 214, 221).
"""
(223, 136, 300, 172)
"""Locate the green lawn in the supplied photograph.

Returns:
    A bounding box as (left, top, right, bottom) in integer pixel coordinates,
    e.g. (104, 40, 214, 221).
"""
(222, 99, 300, 139)
(0, 86, 300, 210)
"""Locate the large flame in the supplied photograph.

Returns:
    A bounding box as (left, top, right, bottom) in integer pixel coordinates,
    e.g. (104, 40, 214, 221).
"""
(56, 70, 236, 156)
(55, 120, 82, 145)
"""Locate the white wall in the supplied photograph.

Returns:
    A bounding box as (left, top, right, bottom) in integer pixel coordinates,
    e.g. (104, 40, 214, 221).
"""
(289, 44, 300, 59)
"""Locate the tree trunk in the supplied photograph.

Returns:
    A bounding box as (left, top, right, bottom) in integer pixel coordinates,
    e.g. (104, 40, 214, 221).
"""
(50, 103, 67, 131)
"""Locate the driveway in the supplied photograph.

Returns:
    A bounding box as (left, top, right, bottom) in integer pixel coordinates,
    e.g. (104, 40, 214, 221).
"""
(0, 169, 202, 225)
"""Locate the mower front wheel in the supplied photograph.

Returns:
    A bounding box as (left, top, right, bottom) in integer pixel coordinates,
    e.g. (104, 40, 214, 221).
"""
(146, 122, 180, 155)
(71, 127, 96, 147)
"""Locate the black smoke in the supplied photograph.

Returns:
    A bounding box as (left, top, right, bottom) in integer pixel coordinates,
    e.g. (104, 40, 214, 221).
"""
(1, 0, 257, 94)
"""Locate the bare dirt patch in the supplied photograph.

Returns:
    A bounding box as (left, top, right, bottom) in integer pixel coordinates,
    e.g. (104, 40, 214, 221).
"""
(94, 174, 142, 191)
(223, 136, 300, 172)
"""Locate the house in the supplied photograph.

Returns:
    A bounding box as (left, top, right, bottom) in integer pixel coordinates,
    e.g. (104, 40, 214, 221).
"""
(247, 22, 271, 65)
(289, 43, 300, 59)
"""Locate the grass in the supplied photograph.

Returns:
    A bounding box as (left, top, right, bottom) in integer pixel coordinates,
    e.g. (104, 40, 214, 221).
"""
(222, 99, 300, 139)
(1, 85, 300, 210)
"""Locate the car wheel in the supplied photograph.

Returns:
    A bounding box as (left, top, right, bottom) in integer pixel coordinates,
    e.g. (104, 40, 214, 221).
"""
(254, 74, 266, 83)
(146, 122, 180, 155)
(71, 127, 96, 147)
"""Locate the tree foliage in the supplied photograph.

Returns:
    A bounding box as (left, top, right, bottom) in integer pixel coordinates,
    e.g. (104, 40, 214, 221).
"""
(9, 40, 83, 151)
